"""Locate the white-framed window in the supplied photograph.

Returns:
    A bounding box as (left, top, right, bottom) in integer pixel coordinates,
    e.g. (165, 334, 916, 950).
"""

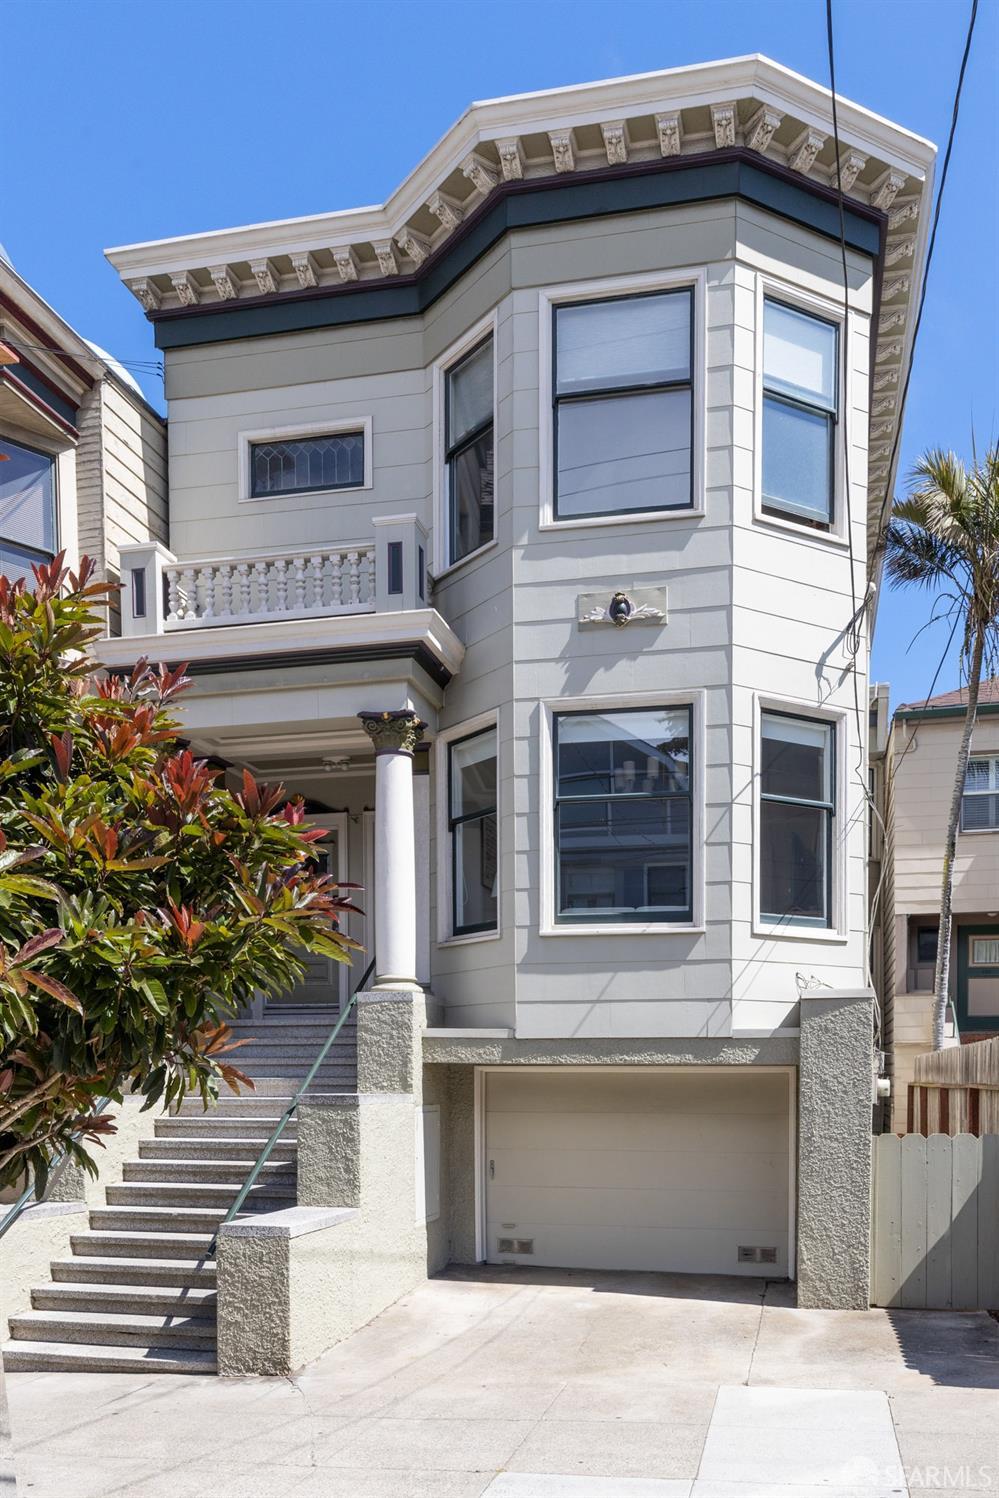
(435, 711, 500, 946)
(0, 434, 58, 580)
(962, 755, 999, 832)
(433, 312, 498, 576)
(238, 417, 373, 503)
(753, 697, 849, 941)
(539, 690, 705, 936)
(538, 268, 705, 531)
(752, 276, 857, 546)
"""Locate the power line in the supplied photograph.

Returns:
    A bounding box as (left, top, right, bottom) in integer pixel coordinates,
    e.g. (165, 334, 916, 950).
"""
(0, 337, 164, 378)
(867, 0, 979, 581)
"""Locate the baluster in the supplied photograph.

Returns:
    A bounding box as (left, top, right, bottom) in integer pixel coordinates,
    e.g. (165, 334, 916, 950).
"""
(234, 563, 249, 616)
(252, 560, 268, 616)
(346, 550, 360, 607)
(274, 558, 289, 613)
(166, 569, 182, 622)
(330, 551, 344, 610)
(218, 564, 233, 618)
(181, 567, 197, 621)
(309, 553, 324, 611)
(292, 556, 306, 614)
(199, 565, 216, 619)
(360, 548, 374, 604)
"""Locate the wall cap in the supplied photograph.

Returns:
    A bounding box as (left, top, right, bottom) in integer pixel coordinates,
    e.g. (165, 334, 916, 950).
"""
(218, 1206, 358, 1240)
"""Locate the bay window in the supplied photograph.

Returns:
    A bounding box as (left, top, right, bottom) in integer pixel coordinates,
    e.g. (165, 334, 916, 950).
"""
(760, 713, 835, 927)
(445, 337, 494, 565)
(0, 437, 56, 581)
(761, 298, 838, 527)
(448, 726, 498, 934)
(554, 706, 692, 924)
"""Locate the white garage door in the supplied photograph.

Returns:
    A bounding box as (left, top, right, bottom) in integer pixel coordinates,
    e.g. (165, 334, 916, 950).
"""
(484, 1069, 791, 1278)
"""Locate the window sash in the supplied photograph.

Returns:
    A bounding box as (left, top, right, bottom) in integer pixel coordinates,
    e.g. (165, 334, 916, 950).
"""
(553, 706, 693, 924)
(552, 289, 694, 519)
(445, 338, 495, 564)
(760, 712, 835, 927)
(448, 728, 498, 935)
(0, 437, 57, 565)
(761, 298, 838, 528)
(249, 433, 365, 497)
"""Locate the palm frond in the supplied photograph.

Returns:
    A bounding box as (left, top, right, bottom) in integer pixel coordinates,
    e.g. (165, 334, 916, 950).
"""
(883, 521, 966, 591)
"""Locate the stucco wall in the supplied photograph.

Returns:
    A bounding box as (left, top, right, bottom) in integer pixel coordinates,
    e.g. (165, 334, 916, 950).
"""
(0, 1203, 88, 1327)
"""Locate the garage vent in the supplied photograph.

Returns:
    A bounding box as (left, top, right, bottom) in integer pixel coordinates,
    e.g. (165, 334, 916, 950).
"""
(497, 1237, 534, 1255)
(738, 1246, 778, 1264)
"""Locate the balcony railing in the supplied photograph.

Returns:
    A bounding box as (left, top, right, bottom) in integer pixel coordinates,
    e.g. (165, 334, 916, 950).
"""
(118, 516, 429, 637)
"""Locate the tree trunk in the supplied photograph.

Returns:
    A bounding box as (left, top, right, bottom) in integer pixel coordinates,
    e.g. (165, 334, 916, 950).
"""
(932, 625, 985, 1049)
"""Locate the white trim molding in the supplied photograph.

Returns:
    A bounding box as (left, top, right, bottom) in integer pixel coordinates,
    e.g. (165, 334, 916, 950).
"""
(537, 266, 707, 531)
(538, 687, 706, 937)
(431, 309, 499, 578)
(434, 708, 502, 948)
(751, 690, 852, 944)
(237, 416, 373, 504)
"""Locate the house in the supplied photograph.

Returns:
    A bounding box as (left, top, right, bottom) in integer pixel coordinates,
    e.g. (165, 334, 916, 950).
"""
(3, 56, 937, 1373)
(0, 245, 166, 629)
(878, 680, 999, 1131)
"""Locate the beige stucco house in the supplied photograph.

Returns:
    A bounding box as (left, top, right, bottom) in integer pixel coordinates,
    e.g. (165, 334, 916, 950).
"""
(3, 56, 937, 1373)
(878, 680, 999, 1131)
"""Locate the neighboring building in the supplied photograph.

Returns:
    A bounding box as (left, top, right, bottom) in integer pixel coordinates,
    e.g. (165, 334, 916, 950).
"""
(879, 680, 999, 1131)
(4, 56, 937, 1371)
(0, 247, 167, 626)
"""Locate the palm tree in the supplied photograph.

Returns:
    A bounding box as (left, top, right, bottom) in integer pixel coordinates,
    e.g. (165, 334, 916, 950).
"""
(884, 446, 999, 1049)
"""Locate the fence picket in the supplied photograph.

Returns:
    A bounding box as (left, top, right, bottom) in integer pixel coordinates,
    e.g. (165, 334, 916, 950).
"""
(950, 1134, 980, 1310)
(980, 1136, 999, 1310)
(872, 1135, 902, 1308)
(899, 1134, 927, 1308)
(925, 1135, 954, 1311)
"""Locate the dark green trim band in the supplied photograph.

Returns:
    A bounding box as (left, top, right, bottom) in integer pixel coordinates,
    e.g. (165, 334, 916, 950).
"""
(157, 641, 454, 689)
(152, 150, 883, 351)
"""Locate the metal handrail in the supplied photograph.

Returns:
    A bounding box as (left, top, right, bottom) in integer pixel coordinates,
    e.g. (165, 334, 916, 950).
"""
(0, 1097, 111, 1243)
(207, 957, 375, 1255)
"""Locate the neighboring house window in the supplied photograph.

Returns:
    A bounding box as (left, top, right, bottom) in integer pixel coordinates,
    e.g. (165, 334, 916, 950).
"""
(970, 936, 999, 965)
(0, 437, 56, 581)
(448, 726, 498, 934)
(760, 713, 835, 926)
(249, 431, 364, 497)
(761, 299, 838, 527)
(908, 920, 938, 992)
(554, 707, 692, 923)
(961, 756, 999, 831)
(445, 337, 494, 564)
(553, 289, 693, 520)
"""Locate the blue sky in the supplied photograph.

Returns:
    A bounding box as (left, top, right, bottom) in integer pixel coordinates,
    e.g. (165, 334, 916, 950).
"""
(4, 0, 996, 707)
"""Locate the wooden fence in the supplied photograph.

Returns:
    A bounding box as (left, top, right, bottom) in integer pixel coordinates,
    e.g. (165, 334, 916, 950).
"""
(871, 1133, 999, 1309)
(909, 1036, 999, 1135)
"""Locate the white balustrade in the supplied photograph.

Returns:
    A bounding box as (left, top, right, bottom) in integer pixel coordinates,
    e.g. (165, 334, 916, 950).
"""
(163, 543, 377, 629)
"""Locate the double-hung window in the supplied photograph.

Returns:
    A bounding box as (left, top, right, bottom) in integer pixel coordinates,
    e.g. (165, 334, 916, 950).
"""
(445, 337, 494, 565)
(553, 288, 693, 520)
(760, 713, 835, 927)
(962, 756, 999, 831)
(448, 726, 498, 935)
(761, 299, 838, 527)
(554, 706, 693, 924)
(249, 431, 365, 498)
(0, 437, 57, 581)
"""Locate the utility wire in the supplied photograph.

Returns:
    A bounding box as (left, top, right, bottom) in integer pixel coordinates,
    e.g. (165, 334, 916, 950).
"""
(0, 337, 164, 377)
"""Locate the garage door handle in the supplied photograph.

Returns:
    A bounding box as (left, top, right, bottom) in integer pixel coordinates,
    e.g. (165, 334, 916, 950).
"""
(489, 1159, 495, 1180)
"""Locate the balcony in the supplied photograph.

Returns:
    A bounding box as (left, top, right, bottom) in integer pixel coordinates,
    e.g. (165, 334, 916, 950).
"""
(101, 515, 464, 686)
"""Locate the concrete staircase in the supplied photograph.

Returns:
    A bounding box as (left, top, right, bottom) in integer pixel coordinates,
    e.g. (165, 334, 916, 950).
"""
(2, 1003, 354, 1374)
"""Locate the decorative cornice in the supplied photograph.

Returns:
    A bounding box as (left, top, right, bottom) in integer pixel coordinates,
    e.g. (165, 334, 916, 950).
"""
(170, 271, 199, 306)
(838, 148, 868, 192)
(871, 167, 907, 209)
(746, 104, 783, 154)
(655, 111, 682, 156)
(461, 152, 499, 194)
(333, 247, 359, 283)
(549, 130, 575, 173)
(373, 240, 399, 276)
(601, 121, 628, 165)
(788, 126, 826, 174)
(128, 277, 161, 312)
(209, 264, 239, 301)
(395, 225, 429, 267)
(428, 191, 463, 233)
(358, 709, 427, 756)
(250, 259, 279, 295)
(496, 136, 525, 180)
(291, 252, 318, 289)
(711, 103, 737, 149)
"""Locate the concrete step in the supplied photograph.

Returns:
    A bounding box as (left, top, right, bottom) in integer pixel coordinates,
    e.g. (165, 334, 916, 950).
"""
(139, 1137, 297, 1162)
(105, 1183, 294, 1211)
(1, 1340, 217, 1374)
(124, 1158, 296, 1185)
(51, 1256, 217, 1288)
(156, 1115, 298, 1137)
(73, 1228, 216, 1258)
(8, 1309, 216, 1349)
(233, 1047, 355, 1063)
(90, 1205, 262, 1234)
(32, 1283, 217, 1317)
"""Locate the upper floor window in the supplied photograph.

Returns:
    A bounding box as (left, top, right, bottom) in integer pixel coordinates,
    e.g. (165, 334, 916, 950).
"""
(445, 337, 494, 565)
(760, 712, 835, 927)
(962, 756, 999, 831)
(553, 288, 693, 521)
(249, 431, 364, 498)
(554, 706, 692, 923)
(0, 437, 56, 581)
(762, 299, 838, 528)
(448, 726, 498, 935)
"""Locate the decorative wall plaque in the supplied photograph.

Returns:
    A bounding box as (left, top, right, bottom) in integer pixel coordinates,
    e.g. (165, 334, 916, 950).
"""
(577, 587, 668, 629)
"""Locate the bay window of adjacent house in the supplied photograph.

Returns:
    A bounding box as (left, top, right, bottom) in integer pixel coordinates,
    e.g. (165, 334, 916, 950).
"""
(760, 713, 835, 927)
(761, 299, 838, 527)
(554, 707, 692, 923)
(962, 755, 999, 830)
(553, 288, 693, 520)
(0, 436, 57, 581)
(445, 337, 494, 565)
(448, 726, 498, 935)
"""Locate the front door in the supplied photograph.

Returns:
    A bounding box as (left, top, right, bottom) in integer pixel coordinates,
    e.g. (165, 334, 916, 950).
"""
(957, 926, 999, 1034)
(275, 814, 348, 1008)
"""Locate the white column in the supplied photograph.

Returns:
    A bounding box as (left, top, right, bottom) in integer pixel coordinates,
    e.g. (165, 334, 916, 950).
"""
(359, 710, 426, 989)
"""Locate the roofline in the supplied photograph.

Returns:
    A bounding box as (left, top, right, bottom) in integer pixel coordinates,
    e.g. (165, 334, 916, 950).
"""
(104, 54, 935, 275)
(894, 703, 999, 723)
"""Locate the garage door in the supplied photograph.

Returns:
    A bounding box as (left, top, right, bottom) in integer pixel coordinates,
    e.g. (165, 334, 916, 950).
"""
(484, 1069, 791, 1278)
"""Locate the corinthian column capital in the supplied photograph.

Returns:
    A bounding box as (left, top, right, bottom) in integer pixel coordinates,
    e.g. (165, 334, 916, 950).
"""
(358, 709, 426, 757)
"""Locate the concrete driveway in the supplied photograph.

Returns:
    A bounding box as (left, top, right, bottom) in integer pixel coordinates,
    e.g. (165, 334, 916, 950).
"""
(7, 1266, 999, 1497)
